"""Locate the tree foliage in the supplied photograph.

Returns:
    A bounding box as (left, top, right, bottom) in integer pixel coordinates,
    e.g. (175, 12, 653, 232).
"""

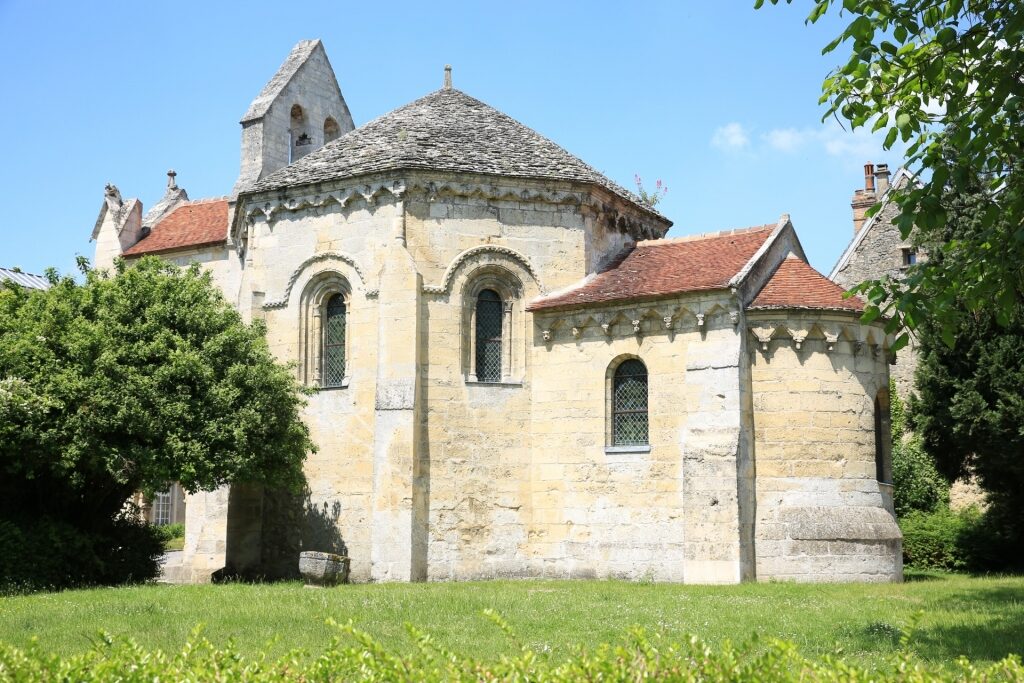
(903, 176, 1024, 569)
(0, 258, 313, 589)
(757, 0, 1024, 347)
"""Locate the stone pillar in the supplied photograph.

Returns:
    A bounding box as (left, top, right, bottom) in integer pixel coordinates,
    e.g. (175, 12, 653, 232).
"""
(370, 198, 427, 581)
(680, 324, 746, 584)
(181, 486, 230, 583)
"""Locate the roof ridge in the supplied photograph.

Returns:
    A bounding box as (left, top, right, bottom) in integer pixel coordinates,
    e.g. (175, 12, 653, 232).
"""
(637, 224, 774, 247)
(181, 196, 231, 205)
(241, 39, 322, 123)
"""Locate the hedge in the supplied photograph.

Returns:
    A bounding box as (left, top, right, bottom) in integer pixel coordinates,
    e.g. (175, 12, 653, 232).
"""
(0, 616, 1020, 682)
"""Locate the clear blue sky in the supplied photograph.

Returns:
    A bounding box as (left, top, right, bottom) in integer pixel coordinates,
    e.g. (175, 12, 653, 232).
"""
(0, 0, 903, 277)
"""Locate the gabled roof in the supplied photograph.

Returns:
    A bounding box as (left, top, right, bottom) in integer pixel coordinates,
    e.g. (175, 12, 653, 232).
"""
(750, 254, 863, 312)
(246, 87, 667, 222)
(829, 167, 916, 280)
(0, 267, 49, 290)
(241, 39, 323, 123)
(123, 198, 229, 257)
(526, 225, 776, 312)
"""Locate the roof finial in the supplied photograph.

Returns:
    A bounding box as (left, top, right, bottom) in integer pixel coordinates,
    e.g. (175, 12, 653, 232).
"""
(444, 64, 452, 90)
(167, 169, 178, 190)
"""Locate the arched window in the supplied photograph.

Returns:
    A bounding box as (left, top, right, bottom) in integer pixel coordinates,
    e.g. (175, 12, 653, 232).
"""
(324, 117, 341, 143)
(612, 359, 649, 446)
(290, 104, 310, 163)
(874, 392, 892, 483)
(322, 293, 347, 388)
(475, 289, 503, 382)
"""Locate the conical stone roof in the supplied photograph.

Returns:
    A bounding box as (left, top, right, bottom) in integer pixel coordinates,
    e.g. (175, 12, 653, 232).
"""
(246, 88, 660, 217)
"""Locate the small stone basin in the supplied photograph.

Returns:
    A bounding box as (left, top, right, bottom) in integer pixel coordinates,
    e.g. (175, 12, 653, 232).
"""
(299, 551, 350, 586)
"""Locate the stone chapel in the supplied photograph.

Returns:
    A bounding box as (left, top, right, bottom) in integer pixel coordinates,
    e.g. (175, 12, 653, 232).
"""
(92, 40, 902, 584)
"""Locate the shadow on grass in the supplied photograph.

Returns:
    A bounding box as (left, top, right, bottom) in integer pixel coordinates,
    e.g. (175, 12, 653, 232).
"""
(912, 586, 1024, 663)
(902, 570, 949, 582)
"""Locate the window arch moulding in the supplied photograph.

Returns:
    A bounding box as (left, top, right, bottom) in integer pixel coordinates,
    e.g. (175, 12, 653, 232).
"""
(298, 272, 353, 389)
(461, 265, 526, 385)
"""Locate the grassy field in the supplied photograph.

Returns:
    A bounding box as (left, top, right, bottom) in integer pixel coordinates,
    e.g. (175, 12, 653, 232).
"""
(1, 572, 1021, 669)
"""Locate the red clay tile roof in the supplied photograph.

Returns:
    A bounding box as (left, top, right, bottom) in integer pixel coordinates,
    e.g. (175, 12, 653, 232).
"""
(749, 254, 864, 312)
(123, 198, 229, 256)
(527, 225, 775, 311)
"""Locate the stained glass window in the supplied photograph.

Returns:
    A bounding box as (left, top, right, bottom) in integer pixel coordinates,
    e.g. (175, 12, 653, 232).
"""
(475, 289, 503, 382)
(613, 359, 648, 446)
(323, 294, 346, 387)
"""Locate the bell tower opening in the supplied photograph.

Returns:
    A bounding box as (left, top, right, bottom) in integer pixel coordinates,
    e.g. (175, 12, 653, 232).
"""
(324, 117, 341, 144)
(290, 104, 313, 163)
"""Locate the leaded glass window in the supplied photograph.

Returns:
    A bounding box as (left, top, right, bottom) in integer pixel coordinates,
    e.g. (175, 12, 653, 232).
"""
(613, 359, 648, 446)
(323, 294, 346, 387)
(475, 289, 503, 382)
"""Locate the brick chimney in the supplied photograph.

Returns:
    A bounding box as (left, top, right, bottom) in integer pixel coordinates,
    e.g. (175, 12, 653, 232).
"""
(851, 162, 876, 235)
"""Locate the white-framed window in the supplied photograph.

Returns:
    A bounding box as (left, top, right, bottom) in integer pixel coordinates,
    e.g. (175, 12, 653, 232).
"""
(153, 491, 172, 526)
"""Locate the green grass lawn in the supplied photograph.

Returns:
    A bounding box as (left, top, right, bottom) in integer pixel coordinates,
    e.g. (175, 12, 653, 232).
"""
(1, 572, 1021, 669)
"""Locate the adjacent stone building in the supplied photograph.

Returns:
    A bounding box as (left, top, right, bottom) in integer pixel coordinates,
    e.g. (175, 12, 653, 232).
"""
(92, 40, 902, 584)
(831, 163, 919, 396)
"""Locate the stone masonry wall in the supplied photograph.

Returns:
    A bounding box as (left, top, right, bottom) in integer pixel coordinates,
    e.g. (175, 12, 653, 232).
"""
(748, 311, 902, 582)
(831, 193, 918, 397)
(527, 297, 748, 583)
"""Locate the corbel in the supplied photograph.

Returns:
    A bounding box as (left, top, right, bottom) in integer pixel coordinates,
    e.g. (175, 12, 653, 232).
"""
(787, 327, 808, 351)
(751, 326, 775, 352)
(729, 311, 739, 327)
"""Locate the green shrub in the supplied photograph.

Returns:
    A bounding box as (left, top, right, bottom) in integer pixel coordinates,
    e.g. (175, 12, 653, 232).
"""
(0, 619, 1020, 681)
(152, 523, 185, 544)
(890, 382, 949, 517)
(899, 507, 981, 571)
(0, 516, 163, 595)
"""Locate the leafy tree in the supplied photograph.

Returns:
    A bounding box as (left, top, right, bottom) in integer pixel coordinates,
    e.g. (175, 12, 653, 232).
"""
(0, 258, 313, 589)
(757, 0, 1024, 348)
(900, 173, 1024, 569)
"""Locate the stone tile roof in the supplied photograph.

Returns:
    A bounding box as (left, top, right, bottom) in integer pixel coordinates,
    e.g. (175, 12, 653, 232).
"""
(749, 254, 864, 312)
(123, 198, 229, 257)
(0, 267, 49, 290)
(241, 39, 321, 123)
(247, 87, 665, 220)
(527, 226, 776, 311)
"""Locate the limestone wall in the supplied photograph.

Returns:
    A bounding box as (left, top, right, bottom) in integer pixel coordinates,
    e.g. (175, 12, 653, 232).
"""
(527, 297, 749, 583)
(157, 246, 243, 307)
(402, 176, 633, 295)
(748, 311, 902, 582)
